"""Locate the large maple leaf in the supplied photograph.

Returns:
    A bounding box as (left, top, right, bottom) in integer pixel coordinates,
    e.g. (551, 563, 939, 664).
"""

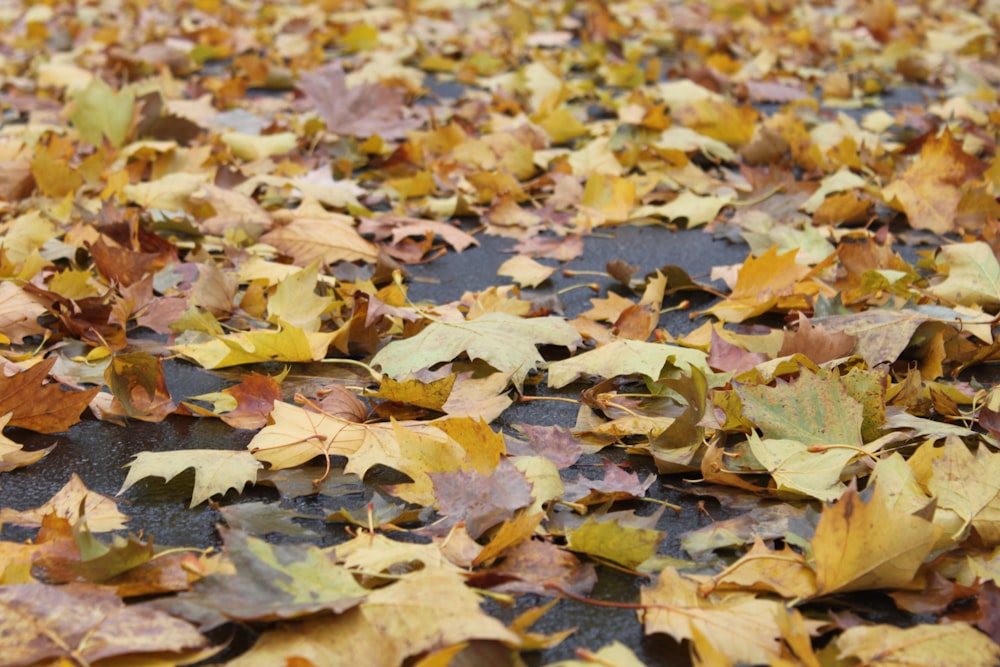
(0, 358, 99, 433)
(371, 313, 580, 390)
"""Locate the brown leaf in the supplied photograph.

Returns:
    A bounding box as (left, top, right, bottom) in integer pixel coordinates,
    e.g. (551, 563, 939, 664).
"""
(487, 539, 597, 596)
(0, 358, 99, 433)
(299, 62, 423, 140)
(0, 582, 205, 666)
(430, 458, 534, 538)
(778, 311, 857, 363)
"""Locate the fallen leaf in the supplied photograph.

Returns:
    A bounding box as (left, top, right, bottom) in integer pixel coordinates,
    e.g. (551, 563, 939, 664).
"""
(641, 566, 785, 664)
(566, 517, 664, 569)
(372, 313, 580, 390)
(882, 128, 985, 233)
(0, 582, 205, 666)
(300, 62, 423, 140)
(811, 484, 941, 595)
(119, 449, 263, 507)
(0, 473, 128, 532)
(836, 622, 1000, 667)
(430, 458, 534, 538)
(0, 358, 99, 433)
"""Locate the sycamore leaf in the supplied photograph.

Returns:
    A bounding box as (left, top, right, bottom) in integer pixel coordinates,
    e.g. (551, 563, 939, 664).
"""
(68, 77, 135, 148)
(928, 241, 1000, 307)
(702, 247, 810, 323)
(737, 369, 864, 446)
(836, 622, 1000, 667)
(258, 214, 378, 266)
(225, 609, 403, 667)
(498, 255, 557, 287)
(0, 358, 99, 433)
(430, 458, 534, 538)
(811, 484, 941, 595)
(547, 338, 708, 388)
(171, 323, 335, 369)
(299, 62, 423, 140)
(372, 313, 580, 390)
(0, 583, 205, 666)
(882, 127, 985, 233)
(0, 472, 128, 532)
(701, 536, 817, 599)
(566, 517, 664, 569)
(0, 412, 52, 472)
(0, 281, 47, 343)
(119, 449, 263, 507)
(178, 530, 366, 621)
(247, 400, 374, 469)
(641, 566, 786, 665)
(749, 433, 867, 501)
(928, 436, 1000, 538)
(266, 262, 335, 331)
(360, 569, 519, 659)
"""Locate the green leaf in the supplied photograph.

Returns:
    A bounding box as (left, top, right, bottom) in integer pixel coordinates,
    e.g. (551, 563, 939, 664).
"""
(119, 449, 262, 507)
(68, 78, 135, 148)
(372, 313, 579, 389)
(736, 369, 863, 447)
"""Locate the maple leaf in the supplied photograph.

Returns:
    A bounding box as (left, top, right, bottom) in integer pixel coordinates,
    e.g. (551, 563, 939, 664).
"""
(836, 622, 1000, 667)
(882, 127, 986, 233)
(178, 530, 366, 621)
(430, 458, 534, 538)
(171, 322, 336, 369)
(299, 62, 423, 140)
(0, 473, 128, 532)
(701, 536, 817, 599)
(487, 538, 597, 596)
(359, 569, 519, 659)
(258, 212, 378, 267)
(641, 566, 786, 664)
(104, 352, 177, 421)
(0, 358, 99, 433)
(928, 241, 1000, 307)
(928, 436, 1000, 540)
(0, 281, 46, 343)
(119, 449, 263, 507)
(702, 247, 812, 323)
(0, 412, 52, 472)
(547, 338, 707, 388)
(811, 484, 941, 596)
(372, 312, 580, 390)
(0, 583, 205, 666)
(67, 77, 136, 148)
(566, 517, 664, 569)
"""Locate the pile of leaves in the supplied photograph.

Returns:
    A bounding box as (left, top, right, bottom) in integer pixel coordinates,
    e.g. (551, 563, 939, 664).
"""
(2, 0, 1000, 665)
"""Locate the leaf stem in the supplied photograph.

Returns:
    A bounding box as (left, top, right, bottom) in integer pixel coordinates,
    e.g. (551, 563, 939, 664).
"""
(319, 357, 383, 383)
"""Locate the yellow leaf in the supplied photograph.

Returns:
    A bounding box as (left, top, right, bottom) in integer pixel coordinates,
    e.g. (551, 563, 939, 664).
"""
(703, 247, 811, 323)
(811, 484, 941, 595)
(171, 323, 335, 369)
(641, 567, 785, 664)
(119, 449, 262, 507)
(221, 132, 298, 161)
(497, 255, 556, 287)
(68, 77, 135, 148)
(566, 517, 664, 569)
(837, 622, 1000, 667)
(0, 473, 128, 532)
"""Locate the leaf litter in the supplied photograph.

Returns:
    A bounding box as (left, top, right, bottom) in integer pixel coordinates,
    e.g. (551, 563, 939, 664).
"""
(1, 0, 1000, 665)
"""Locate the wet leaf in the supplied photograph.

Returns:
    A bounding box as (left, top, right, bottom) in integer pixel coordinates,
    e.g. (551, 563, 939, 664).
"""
(119, 449, 263, 507)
